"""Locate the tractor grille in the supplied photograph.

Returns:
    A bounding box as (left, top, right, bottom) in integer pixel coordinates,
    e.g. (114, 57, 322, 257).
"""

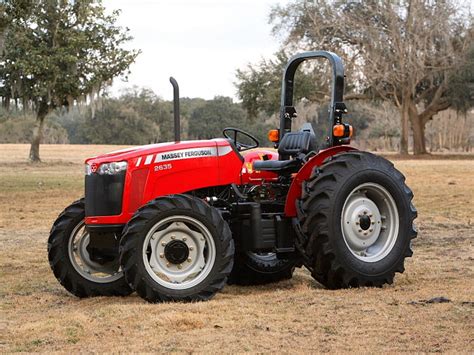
(85, 171, 125, 216)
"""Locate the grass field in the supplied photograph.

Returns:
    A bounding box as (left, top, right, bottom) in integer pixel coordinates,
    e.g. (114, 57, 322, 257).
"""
(1, 144, 473, 352)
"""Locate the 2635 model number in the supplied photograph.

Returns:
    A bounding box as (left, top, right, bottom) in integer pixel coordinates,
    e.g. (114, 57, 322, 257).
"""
(154, 163, 173, 172)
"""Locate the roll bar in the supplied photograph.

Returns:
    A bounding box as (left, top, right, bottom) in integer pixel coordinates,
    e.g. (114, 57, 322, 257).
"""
(279, 51, 346, 146)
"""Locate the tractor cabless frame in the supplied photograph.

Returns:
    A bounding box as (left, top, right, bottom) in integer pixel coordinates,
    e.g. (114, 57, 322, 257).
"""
(49, 50, 416, 301)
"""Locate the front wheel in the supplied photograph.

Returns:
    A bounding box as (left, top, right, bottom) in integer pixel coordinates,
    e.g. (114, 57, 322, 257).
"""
(119, 195, 234, 302)
(298, 151, 417, 289)
(48, 199, 132, 297)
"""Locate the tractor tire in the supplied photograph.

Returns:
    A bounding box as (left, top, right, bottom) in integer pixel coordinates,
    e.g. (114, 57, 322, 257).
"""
(48, 199, 132, 298)
(298, 151, 417, 289)
(228, 252, 295, 285)
(119, 194, 234, 302)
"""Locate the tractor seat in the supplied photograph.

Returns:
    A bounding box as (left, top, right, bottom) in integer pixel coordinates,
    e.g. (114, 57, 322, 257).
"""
(252, 159, 300, 174)
(253, 131, 313, 174)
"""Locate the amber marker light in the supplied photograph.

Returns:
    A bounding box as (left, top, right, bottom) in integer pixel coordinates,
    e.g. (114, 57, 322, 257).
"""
(333, 124, 345, 137)
(333, 124, 353, 138)
(268, 129, 279, 142)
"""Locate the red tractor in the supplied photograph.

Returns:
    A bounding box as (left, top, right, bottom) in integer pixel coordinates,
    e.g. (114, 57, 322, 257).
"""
(48, 51, 417, 302)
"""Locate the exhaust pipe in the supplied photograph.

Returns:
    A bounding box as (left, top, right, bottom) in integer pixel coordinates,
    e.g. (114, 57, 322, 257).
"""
(169, 76, 180, 142)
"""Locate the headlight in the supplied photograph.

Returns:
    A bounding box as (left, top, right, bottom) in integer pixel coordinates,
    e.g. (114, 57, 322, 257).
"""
(97, 161, 128, 175)
(85, 164, 92, 175)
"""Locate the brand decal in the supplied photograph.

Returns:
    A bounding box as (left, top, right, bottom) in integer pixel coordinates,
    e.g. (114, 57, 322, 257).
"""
(161, 149, 213, 161)
(154, 147, 217, 163)
(135, 145, 232, 167)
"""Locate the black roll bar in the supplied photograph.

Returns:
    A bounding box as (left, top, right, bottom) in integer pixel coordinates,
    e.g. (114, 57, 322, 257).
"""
(279, 51, 346, 146)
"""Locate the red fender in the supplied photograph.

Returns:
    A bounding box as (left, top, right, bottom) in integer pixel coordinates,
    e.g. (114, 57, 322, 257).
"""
(284, 145, 356, 217)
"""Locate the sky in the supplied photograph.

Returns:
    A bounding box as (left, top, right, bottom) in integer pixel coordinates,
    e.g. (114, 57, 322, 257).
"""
(102, 0, 289, 101)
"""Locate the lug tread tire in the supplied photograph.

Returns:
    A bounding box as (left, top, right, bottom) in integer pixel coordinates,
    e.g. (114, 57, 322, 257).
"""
(119, 194, 234, 303)
(298, 151, 417, 289)
(47, 198, 133, 298)
(228, 253, 295, 286)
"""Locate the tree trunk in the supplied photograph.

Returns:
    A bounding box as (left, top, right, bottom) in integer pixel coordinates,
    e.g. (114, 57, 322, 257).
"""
(410, 114, 428, 155)
(29, 105, 49, 162)
(399, 101, 410, 155)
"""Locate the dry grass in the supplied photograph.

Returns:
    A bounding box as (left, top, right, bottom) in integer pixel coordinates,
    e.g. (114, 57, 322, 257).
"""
(1, 144, 473, 353)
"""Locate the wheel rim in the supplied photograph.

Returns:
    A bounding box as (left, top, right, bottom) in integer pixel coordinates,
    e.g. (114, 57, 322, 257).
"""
(67, 221, 123, 283)
(341, 182, 399, 262)
(142, 215, 216, 290)
(246, 252, 276, 261)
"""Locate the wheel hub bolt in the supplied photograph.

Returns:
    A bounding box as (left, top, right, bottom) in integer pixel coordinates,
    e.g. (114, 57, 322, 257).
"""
(171, 235, 176, 240)
(178, 264, 182, 269)
(160, 253, 164, 258)
(187, 258, 192, 262)
(183, 237, 187, 241)
(161, 242, 167, 246)
(189, 247, 194, 251)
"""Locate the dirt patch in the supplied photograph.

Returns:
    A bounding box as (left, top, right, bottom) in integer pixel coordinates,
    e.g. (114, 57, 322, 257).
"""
(0, 144, 473, 352)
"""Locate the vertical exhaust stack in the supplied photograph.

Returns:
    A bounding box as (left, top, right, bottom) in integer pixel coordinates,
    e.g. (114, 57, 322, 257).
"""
(169, 77, 180, 142)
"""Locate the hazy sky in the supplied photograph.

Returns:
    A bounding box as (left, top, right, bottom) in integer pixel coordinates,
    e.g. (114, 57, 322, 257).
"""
(102, 0, 289, 101)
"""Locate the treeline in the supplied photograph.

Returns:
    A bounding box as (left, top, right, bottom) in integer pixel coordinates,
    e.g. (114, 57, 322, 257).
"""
(0, 88, 273, 145)
(1, 87, 471, 151)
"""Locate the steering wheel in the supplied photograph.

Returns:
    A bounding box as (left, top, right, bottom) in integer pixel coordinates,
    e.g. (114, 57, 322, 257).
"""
(223, 127, 259, 151)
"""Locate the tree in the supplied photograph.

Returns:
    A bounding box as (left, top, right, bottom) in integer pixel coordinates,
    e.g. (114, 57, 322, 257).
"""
(0, 0, 139, 161)
(235, 50, 325, 118)
(189, 96, 246, 139)
(238, 0, 473, 154)
(188, 96, 271, 143)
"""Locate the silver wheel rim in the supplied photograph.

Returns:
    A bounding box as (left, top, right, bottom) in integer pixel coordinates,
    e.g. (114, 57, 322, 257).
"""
(142, 215, 216, 290)
(67, 221, 123, 283)
(341, 182, 399, 262)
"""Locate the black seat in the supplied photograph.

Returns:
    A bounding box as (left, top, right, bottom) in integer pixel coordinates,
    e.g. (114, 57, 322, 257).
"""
(251, 159, 300, 174)
(277, 131, 312, 157)
(253, 130, 316, 174)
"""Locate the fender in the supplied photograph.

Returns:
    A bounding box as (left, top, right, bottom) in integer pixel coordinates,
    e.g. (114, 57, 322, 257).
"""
(284, 145, 356, 217)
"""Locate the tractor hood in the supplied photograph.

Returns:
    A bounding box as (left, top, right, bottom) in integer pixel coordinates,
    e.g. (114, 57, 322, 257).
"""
(84, 138, 233, 166)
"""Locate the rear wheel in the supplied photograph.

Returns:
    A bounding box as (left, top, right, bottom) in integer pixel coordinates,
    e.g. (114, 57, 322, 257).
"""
(119, 195, 234, 302)
(298, 151, 417, 289)
(228, 252, 294, 285)
(48, 199, 132, 297)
